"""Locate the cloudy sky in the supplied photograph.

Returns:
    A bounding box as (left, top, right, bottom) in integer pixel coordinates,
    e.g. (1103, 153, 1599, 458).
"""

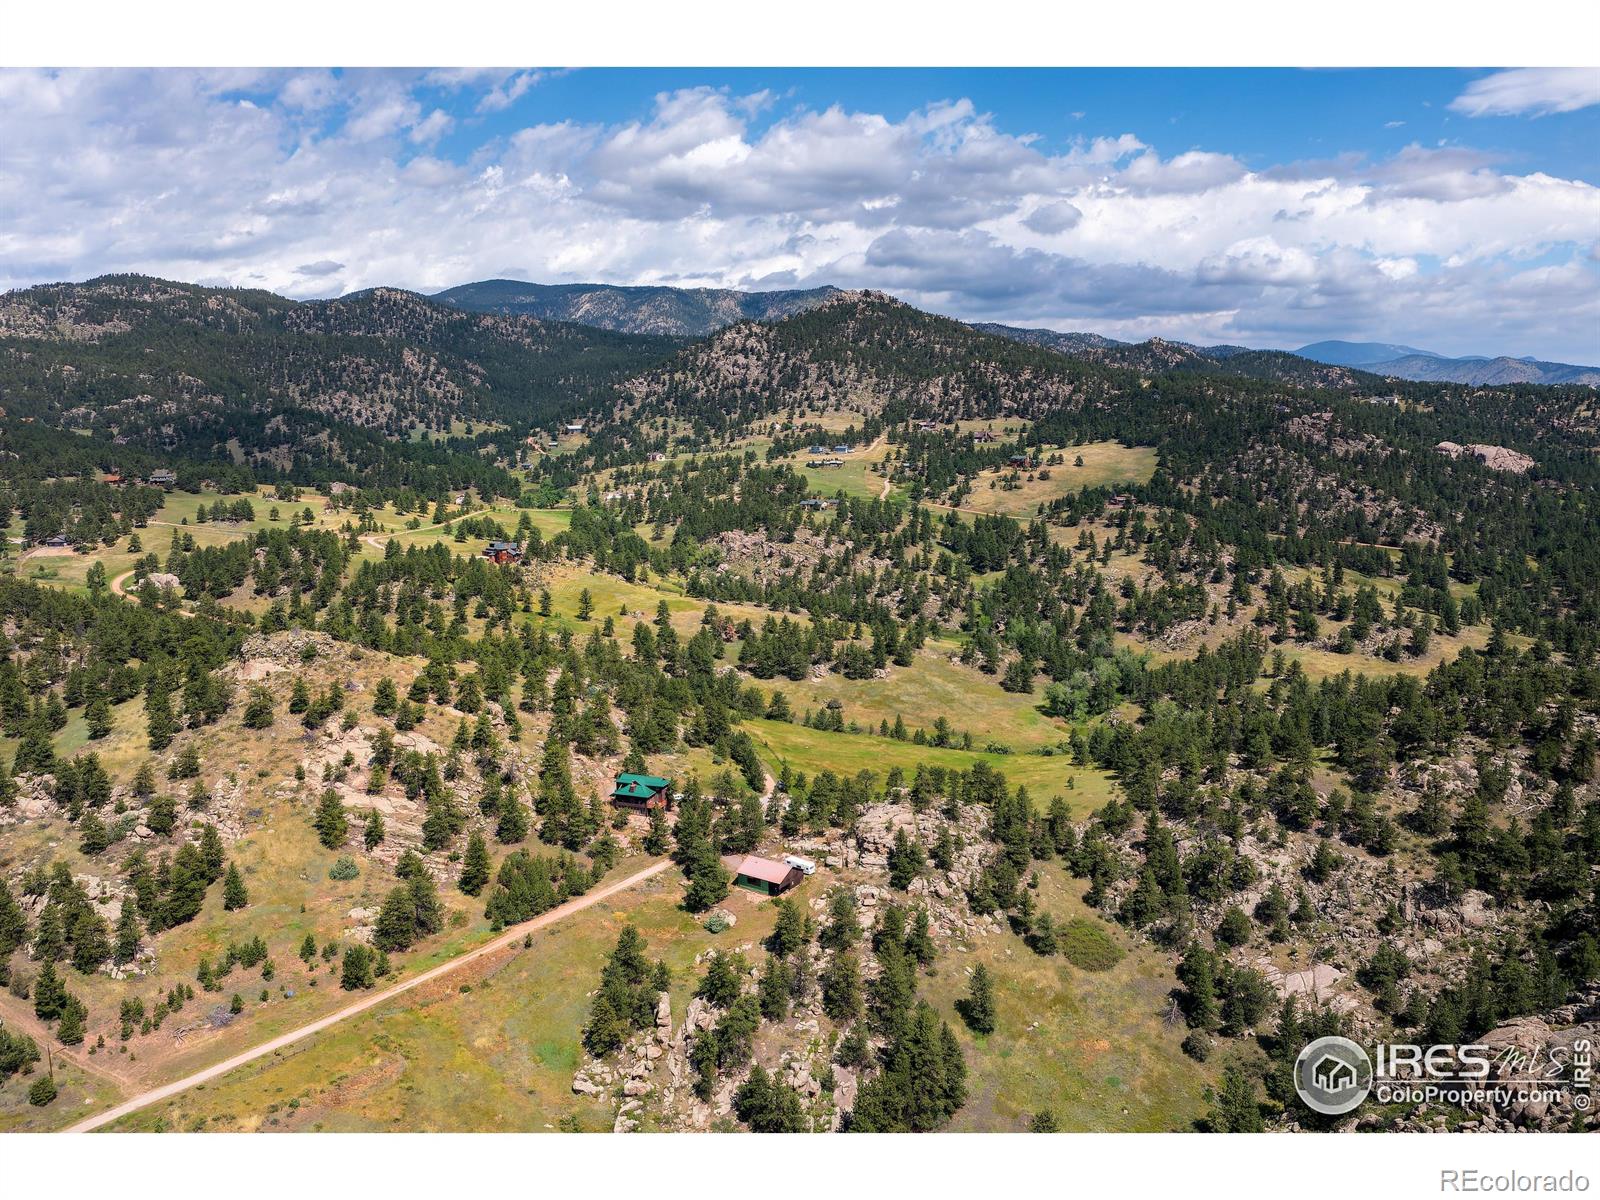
(2, 67, 1598, 360)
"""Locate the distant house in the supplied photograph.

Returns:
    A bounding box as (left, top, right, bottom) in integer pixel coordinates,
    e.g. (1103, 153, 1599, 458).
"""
(610, 773, 674, 812)
(482, 540, 522, 564)
(821, 457, 845, 468)
(451, 492, 467, 506)
(725, 854, 803, 896)
(564, 421, 586, 434)
(648, 451, 667, 462)
(800, 497, 833, 510)
(102, 472, 123, 486)
(915, 419, 939, 432)
(972, 430, 998, 445)
(833, 444, 850, 454)
(42, 534, 71, 548)
(1007, 454, 1033, 469)
(148, 469, 177, 488)
(808, 444, 828, 455)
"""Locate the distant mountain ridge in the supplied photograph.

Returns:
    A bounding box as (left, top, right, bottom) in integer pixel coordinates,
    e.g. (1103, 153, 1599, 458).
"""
(1295, 340, 1599, 387)
(974, 323, 1597, 389)
(428, 278, 1597, 385)
(973, 322, 1377, 391)
(1294, 340, 1439, 366)
(432, 279, 840, 337)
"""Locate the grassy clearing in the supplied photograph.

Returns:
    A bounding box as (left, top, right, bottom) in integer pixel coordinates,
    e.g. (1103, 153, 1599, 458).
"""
(768, 649, 1069, 753)
(924, 864, 1215, 1132)
(527, 562, 782, 644)
(777, 436, 898, 502)
(745, 718, 1114, 817)
(6, 486, 408, 599)
(0, 1051, 126, 1132)
(100, 874, 795, 1132)
(365, 505, 572, 558)
(933, 442, 1158, 518)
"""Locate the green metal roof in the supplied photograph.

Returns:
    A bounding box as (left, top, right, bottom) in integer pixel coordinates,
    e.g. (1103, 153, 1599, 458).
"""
(615, 773, 671, 789)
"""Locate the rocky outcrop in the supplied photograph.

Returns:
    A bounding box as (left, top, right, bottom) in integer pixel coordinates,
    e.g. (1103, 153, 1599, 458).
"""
(1435, 441, 1535, 473)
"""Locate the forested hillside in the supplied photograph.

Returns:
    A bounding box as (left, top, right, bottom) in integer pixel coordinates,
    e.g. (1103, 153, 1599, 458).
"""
(1, 275, 1596, 1135)
(0, 275, 682, 499)
(433, 279, 839, 336)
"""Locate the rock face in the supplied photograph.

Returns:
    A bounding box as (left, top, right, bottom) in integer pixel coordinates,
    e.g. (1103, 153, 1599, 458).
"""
(1258, 961, 1350, 1009)
(238, 628, 343, 667)
(1435, 441, 1535, 473)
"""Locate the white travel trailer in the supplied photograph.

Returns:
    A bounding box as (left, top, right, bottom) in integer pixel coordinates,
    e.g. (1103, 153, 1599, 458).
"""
(784, 854, 817, 876)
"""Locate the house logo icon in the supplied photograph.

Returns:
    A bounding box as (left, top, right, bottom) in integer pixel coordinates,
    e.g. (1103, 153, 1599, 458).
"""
(1294, 1036, 1372, 1116)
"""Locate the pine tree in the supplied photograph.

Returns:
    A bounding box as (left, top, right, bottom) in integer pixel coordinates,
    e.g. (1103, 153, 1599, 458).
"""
(70, 913, 111, 974)
(643, 806, 670, 856)
(759, 955, 791, 1021)
(364, 808, 386, 850)
(85, 694, 112, 740)
(821, 949, 863, 1023)
(1209, 1064, 1264, 1132)
(768, 898, 808, 958)
(113, 901, 142, 965)
(33, 960, 68, 1021)
(28, 1075, 58, 1106)
(78, 810, 109, 856)
(1178, 941, 1220, 1031)
(199, 824, 226, 882)
(459, 832, 491, 896)
(146, 792, 177, 836)
(0, 879, 29, 958)
(144, 678, 176, 751)
(162, 844, 209, 927)
(958, 964, 996, 1034)
(241, 687, 274, 729)
(496, 795, 529, 844)
(222, 862, 249, 910)
(907, 906, 936, 965)
(683, 845, 729, 913)
(696, 950, 744, 1008)
(374, 885, 418, 952)
(340, 944, 375, 991)
(55, 995, 87, 1046)
(581, 994, 626, 1057)
(314, 790, 348, 849)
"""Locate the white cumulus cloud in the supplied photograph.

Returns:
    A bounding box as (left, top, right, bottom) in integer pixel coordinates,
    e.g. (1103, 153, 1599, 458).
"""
(0, 69, 1596, 362)
(1449, 68, 1600, 118)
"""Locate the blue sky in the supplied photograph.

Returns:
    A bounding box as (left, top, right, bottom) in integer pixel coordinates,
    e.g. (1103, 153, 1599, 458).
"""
(433, 69, 1600, 184)
(3, 67, 1598, 360)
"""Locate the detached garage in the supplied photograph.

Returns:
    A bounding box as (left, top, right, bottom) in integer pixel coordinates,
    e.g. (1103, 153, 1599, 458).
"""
(725, 854, 803, 896)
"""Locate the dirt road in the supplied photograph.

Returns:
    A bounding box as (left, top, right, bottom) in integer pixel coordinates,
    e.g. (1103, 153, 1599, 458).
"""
(64, 858, 674, 1133)
(360, 507, 488, 553)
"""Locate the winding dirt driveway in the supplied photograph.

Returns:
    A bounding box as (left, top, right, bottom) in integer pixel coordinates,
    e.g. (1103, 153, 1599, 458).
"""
(360, 507, 489, 554)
